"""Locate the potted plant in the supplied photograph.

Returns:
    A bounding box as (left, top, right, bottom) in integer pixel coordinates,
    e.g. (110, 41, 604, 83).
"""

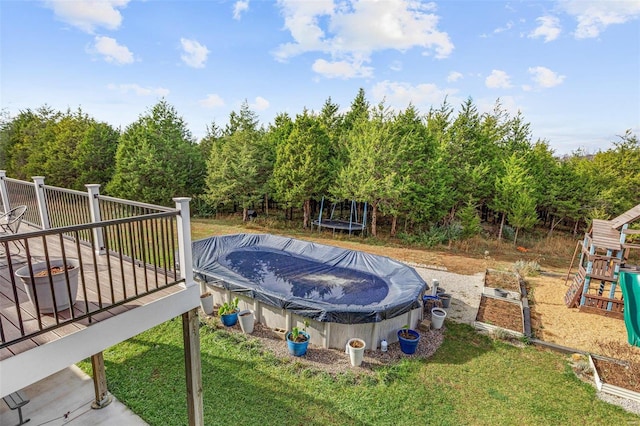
(15, 259, 80, 314)
(346, 338, 366, 367)
(286, 319, 310, 357)
(200, 292, 214, 315)
(238, 309, 254, 334)
(218, 296, 239, 326)
(397, 325, 421, 355)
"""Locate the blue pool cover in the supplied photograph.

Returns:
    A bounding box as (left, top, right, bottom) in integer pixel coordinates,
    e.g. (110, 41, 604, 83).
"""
(192, 234, 427, 323)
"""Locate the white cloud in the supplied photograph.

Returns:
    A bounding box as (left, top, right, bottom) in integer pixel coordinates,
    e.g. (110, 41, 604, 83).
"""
(199, 94, 225, 108)
(180, 38, 209, 68)
(312, 58, 373, 79)
(447, 71, 463, 83)
(485, 70, 512, 89)
(275, 0, 453, 79)
(44, 0, 129, 33)
(529, 16, 561, 42)
(494, 21, 514, 34)
(527, 66, 566, 89)
(371, 80, 459, 109)
(389, 61, 403, 71)
(559, 0, 640, 39)
(92, 36, 134, 64)
(233, 0, 249, 20)
(107, 83, 169, 96)
(250, 96, 270, 111)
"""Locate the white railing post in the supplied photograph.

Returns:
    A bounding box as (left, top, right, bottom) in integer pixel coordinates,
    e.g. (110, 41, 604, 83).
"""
(0, 171, 10, 213)
(32, 176, 51, 229)
(86, 184, 106, 255)
(174, 197, 197, 291)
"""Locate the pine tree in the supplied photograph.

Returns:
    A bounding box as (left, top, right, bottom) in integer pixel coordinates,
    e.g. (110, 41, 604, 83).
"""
(272, 110, 331, 228)
(107, 99, 205, 205)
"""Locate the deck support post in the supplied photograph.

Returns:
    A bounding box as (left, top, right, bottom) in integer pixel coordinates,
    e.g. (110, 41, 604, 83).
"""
(182, 308, 204, 426)
(91, 352, 112, 409)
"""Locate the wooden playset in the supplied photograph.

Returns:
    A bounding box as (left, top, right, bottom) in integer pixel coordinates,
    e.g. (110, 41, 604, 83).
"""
(565, 204, 640, 318)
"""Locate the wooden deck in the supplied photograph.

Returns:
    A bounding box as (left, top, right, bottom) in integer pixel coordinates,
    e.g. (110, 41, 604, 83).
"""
(590, 219, 622, 251)
(0, 228, 184, 361)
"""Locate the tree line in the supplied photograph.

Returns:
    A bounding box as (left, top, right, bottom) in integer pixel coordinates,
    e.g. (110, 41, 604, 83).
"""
(1, 89, 638, 244)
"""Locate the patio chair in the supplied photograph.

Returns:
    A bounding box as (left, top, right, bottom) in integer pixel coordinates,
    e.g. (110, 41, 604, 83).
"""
(3, 389, 30, 425)
(0, 205, 28, 255)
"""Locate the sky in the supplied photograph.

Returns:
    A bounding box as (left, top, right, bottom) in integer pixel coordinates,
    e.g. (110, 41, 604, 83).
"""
(1, 0, 639, 155)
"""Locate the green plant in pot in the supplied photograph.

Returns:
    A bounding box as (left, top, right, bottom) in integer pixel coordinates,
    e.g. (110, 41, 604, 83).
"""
(218, 297, 239, 327)
(286, 319, 310, 356)
(397, 324, 421, 355)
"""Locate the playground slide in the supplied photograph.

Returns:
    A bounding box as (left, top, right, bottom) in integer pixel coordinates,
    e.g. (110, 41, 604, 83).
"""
(619, 271, 640, 347)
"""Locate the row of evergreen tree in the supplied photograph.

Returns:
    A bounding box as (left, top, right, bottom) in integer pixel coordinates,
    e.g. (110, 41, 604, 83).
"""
(1, 89, 638, 243)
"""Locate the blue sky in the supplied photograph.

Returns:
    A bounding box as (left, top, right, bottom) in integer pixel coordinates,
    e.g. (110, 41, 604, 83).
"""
(1, 0, 639, 155)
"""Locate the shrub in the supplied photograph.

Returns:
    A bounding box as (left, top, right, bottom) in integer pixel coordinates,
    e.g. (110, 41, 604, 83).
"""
(513, 260, 541, 277)
(398, 223, 463, 248)
(501, 225, 515, 241)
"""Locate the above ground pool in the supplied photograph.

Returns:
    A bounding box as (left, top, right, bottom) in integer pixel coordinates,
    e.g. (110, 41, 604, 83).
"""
(192, 233, 428, 349)
(193, 233, 426, 322)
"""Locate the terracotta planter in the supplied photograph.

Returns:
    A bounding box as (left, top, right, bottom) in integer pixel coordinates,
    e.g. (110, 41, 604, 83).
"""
(16, 259, 80, 314)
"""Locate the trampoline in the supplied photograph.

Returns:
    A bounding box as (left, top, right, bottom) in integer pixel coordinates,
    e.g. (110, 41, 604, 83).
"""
(192, 233, 427, 349)
(312, 198, 367, 235)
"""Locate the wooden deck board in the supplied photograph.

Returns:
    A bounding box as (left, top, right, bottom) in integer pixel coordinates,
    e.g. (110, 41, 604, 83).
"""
(590, 219, 621, 251)
(610, 204, 640, 230)
(1, 231, 183, 361)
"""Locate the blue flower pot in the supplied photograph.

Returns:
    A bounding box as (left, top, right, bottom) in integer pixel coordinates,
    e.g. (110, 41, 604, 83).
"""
(286, 331, 310, 357)
(397, 329, 420, 355)
(220, 311, 238, 327)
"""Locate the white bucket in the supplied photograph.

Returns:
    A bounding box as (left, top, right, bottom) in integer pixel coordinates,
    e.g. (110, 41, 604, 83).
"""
(431, 307, 447, 330)
(238, 310, 254, 334)
(346, 338, 366, 367)
(199, 293, 214, 315)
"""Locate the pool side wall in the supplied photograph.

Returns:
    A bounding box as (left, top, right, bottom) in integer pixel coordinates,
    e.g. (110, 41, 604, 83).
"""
(204, 282, 424, 351)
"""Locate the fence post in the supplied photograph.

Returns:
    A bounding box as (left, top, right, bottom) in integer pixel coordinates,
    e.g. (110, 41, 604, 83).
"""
(174, 197, 197, 291)
(0, 171, 10, 213)
(86, 184, 106, 255)
(32, 176, 51, 230)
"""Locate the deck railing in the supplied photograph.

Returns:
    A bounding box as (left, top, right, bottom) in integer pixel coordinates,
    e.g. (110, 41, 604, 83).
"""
(0, 172, 195, 353)
(0, 212, 182, 349)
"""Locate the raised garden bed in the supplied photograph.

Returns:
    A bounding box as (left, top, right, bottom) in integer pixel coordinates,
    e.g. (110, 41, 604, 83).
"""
(485, 269, 520, 292)
(589, 355, 640, 400)
(475, 295, 524, 333)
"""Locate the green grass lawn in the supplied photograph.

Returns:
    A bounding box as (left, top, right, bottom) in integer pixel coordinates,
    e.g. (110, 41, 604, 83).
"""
(78, 320, 639, 425)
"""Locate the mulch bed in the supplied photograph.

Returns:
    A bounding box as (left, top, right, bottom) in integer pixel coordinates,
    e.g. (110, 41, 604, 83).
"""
(476, 296, 523, 332)
(200, 316, 446, 376)
(593, 357, 640, 393)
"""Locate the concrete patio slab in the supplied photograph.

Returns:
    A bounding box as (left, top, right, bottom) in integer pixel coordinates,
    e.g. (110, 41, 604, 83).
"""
(1, 365, 146, 426)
